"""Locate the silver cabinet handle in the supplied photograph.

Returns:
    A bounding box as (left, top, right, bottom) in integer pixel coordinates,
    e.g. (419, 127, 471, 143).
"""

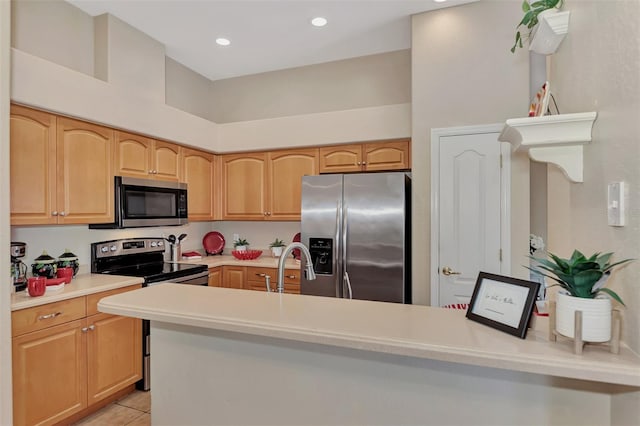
(81, 324, 96, 333)
(52, 211, 58, 216)
(38, 312, 62, 320)
(286, 275, 296, 279)
(362, 161, 367, 165)
(148, 170, 154, 174)
(357, 161, 361, 165)
(59, 211, 66, 216)
(88, 324, 95, 331)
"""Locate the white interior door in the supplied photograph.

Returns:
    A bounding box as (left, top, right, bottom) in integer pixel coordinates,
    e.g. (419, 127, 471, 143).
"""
(431, 126, 510, 307)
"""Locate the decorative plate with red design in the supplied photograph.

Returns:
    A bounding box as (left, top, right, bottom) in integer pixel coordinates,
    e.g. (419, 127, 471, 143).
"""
(202, 231, 225, 255)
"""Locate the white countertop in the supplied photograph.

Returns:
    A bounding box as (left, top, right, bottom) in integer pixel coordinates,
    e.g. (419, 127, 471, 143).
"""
(179, 253, 301, 269)
(99, 284, 640, 387)
(11, 273, 144, 311)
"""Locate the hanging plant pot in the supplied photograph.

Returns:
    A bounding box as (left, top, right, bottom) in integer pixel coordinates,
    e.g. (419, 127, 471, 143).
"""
(556, 291, 612, 342)
(529, 9, 571, 55)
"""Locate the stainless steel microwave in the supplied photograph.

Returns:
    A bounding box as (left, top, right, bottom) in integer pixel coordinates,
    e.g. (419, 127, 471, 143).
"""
(89, 176, 188, 229)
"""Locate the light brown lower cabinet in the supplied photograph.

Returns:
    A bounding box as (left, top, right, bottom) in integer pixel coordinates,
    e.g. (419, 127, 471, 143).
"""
(11, 285, 142, 426)
(208, 266, 222, 287)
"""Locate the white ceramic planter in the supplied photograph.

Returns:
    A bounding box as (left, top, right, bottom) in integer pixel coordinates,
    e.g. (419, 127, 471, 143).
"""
(235, 245, 247, 252)
(271, 246, 284, 258)
(556, 292, 611, 342)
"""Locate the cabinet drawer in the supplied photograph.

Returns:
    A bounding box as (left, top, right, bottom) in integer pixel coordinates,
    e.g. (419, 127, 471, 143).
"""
(282, 268, 301, 284)
(246, 267, 276, 283)
(12, 297, 86, 336)
(86, 285, 142, 316)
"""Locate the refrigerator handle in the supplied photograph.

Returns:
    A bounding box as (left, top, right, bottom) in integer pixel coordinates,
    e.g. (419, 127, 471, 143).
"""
(335, 200, 342, 298)
(342, 203, 352, 299)
(344, 271, 353, 299)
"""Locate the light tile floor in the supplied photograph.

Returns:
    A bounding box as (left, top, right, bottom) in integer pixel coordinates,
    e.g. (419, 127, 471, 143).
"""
(72, 391, 150, 426)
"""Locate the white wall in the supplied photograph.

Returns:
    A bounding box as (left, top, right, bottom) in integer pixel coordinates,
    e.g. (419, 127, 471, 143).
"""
(213, 221, 300, 252)
(547, 0, 640, 354)
(11, 0, 94, 76)
(165, 57, 215, 122)
(211, 50, 411, 123)
(217, 103, 410, 152)
(411, 2, 530, 305)
(94, 13, 166, 104)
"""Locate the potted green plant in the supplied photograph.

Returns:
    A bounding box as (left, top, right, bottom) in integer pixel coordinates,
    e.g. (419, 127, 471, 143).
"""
(511, 0, 564, 53)
(269, 238, 286, 258)
(233, 238, 249, 252)
(529, 250, 634, 342)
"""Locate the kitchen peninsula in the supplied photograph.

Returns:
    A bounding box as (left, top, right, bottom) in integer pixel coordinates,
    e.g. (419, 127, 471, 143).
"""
(99, 284, 640, 426)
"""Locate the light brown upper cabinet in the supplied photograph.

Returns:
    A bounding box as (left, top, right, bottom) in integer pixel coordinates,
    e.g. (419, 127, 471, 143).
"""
(181, 147, 215, 221)
(10, 105, 58, 225)
(268, 149, 319, 220)
(221, 152, 267, 220)
(319, 139, 411, 173)
(114, 131, 181, 182)
(221, 148, 319, 221)
(10, 106, 114, 225)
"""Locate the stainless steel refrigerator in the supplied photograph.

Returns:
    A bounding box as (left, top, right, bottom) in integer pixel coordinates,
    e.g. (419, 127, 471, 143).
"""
(300, 172, 411, 303)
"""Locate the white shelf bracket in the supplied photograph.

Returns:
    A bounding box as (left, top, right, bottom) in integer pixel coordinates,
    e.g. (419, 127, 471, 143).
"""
(498, 112, 597, 183)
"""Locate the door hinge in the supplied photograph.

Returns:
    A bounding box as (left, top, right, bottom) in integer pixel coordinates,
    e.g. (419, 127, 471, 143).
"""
(500, 154, 503, 169)
(499, 249, 503, 261)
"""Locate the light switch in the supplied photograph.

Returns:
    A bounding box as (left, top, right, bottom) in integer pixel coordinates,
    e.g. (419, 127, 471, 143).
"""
(607, 182, 626, 226)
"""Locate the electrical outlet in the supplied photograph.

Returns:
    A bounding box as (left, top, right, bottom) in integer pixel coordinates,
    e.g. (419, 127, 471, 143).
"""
(233, 233, 239, 242)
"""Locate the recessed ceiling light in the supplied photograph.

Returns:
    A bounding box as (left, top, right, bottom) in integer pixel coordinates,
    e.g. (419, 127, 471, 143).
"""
(311, 17, 328, 27)
(216, 38, 231, 46)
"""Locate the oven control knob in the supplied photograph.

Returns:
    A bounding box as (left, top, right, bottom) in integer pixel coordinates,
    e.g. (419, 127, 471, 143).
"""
(110, 245, 117, 252)
(151, 241, 157, 247)
(100, 246, 109, 253)
(158, 241, 164, 247)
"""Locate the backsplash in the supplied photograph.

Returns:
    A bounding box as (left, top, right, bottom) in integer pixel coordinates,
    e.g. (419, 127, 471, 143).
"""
(11, 221, 301, 268)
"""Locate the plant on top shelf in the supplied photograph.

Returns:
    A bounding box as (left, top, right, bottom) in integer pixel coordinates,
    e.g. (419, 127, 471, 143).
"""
(233, 238, 250, 251)
(528, 249, 634, 305)
(511, 0, 564, 53)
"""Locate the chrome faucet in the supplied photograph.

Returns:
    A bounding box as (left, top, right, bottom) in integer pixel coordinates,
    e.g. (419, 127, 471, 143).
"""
(277, 242, 316, 293)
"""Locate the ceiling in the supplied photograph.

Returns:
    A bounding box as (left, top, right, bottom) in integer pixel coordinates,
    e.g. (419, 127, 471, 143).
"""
(66, 0, 477, 81)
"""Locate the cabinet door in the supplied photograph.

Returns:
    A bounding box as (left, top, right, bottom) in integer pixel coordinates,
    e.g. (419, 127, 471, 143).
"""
(86, 312, 142, 406)
(10, 105, 58, 225)
(114, 131, 153, 179)
(57, 117, 114, 224)
(222, 266, 246, 289)
(268, 149, 319, 220)
(319, 144, 362, 173)
(153, 140, 181, 182)
(363, 140, 411, 171)
(208, 267, 222, 287)
(221, 153, 267, 220)
(182, 147, 215, 221)
(12, 319, 87, 426)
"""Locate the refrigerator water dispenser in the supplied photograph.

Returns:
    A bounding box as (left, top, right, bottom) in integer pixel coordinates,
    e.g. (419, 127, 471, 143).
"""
(309, 238, 333, 275)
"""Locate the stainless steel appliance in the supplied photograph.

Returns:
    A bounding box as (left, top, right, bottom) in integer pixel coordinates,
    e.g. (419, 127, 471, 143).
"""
(91, 237, 208, 390)
(10, 242, 28, 292)
(89, 176, 188, 229)
(300, 172, 411, 303)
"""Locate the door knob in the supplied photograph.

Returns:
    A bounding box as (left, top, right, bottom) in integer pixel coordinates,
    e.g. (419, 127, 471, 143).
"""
(442, 266, 461, 276)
